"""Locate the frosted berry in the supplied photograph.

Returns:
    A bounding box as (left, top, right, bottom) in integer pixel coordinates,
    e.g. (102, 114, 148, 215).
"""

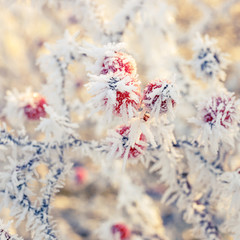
(115, 90, 139, 116)
(86, 73, 141, 120)
(24, 93, 47, 120)
(117, 125, 146, 159)
(74, 166, 88, 184)
(143, 79, 176, 115)
(101, 52, 136, 76)
(111, 223, 131, 240)
(202, 96, 236, 128)
(104, 76, 141, 117)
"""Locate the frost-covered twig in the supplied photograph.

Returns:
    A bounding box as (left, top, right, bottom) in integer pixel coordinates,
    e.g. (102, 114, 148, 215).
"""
(143, 140, 222, 239)
(105, 0, 145, 43)
(0, 220, 23, 240)
(37, 31, 80, 116)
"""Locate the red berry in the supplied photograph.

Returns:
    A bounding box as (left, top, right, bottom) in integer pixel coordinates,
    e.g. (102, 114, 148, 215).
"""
(203, 113, 213, 123)
(115, 90, 140, 116)
(101, 52, 136, 76)
(111, 223, 131, 240)
(116, 126, 146, 159)
(104, 76, 141, 117)
(202, 96, 235, 128)
(143, 79, 176, 114)
(74, 166, 88, 184)
(24, 93, 47, 120)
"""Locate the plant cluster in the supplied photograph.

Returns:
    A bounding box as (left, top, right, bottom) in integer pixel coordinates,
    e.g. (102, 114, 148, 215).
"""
(0, 1, 240, 240)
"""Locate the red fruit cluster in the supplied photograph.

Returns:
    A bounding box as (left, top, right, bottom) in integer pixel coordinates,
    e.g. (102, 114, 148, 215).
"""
(101, 52, 136, 76)
(24, 93, 47, 120)
(97, 51, 176, 121)
(203, 96, 235, 128)
(111, 223, 131, 240)
(143, 79, 176, 114)
(74, 166, 88, 184)
(117, 125, 146, 159)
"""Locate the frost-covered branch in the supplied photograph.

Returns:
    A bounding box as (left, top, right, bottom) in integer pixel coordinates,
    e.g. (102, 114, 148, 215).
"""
(37, 31, 80, 116)
(105, 0, 145, 43)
